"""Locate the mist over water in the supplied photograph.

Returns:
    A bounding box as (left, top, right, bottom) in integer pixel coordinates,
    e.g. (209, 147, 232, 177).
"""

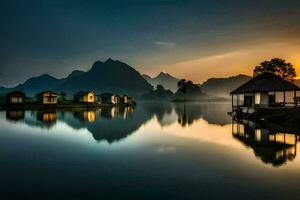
(1, 102, 300, 199)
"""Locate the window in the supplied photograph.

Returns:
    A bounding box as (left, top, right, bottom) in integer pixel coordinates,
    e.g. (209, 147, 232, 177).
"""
(238, 94, 244, 106)
(255, 92, 260, 104)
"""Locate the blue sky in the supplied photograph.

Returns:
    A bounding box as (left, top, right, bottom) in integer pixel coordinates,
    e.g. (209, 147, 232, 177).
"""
(1, 0, 300, 86)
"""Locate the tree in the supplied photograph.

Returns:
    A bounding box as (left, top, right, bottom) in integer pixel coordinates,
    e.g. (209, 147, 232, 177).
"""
(178, 79, 193, 101)
(156, 84, 165, 91)
(253, 58, 296, 82)
(60, 92, 66, 101)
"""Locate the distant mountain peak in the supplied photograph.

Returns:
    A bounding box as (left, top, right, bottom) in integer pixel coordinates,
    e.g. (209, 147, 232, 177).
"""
(105, 58, 114, 63)
(155, 72, 178, 81)
(143, 72, 180, 92)
(142, 74, 152, 79)
(157, 72, 169, 77)
(40, 74, 54, 78)
(67, 70, 85, 79)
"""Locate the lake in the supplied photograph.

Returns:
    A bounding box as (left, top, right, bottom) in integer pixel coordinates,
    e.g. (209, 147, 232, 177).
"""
(1, 102, 300, 199)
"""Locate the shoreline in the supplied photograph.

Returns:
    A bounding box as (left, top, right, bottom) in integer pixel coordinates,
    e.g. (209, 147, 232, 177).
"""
(0, 103, 134, 111)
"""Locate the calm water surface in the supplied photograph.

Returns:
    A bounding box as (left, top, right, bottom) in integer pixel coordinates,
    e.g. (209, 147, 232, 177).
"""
(1, 102, 300, 199)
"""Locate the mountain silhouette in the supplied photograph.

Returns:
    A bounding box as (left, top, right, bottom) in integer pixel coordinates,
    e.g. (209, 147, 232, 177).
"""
(58, 59, 152, 97)
(15, 74, 62, 96)
(1, 59, 153, 97)
(201, 74, 251, 98)
(141, 86, 174, 101)
(66, 70, 85, 79)
(143, 72, 179, 92)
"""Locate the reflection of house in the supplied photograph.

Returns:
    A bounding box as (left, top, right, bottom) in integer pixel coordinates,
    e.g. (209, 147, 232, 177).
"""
(36, 91, 58, 104)
(6, 110, 25, 121)
(123, 106, 134, 119)
(111, 107, 121, 118)
(231, 73, 300, 112)
(83, 111, 96, 122)
(74, 91, 95, 103)
(37, 111, 57, 123)
(73, 110, 99, 122)
(232, 120, 298, 167)
(6, 91, 25, 104)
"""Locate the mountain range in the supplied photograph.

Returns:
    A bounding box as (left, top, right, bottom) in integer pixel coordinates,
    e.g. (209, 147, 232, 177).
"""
(0, 59, 153, 97)
(201, 74, 252, 98)
(142, 72, 179, 92)
(0, 58, 259, 99)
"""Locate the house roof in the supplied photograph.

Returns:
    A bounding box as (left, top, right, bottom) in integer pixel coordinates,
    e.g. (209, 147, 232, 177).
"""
(231, 73, 300, 94)
(74, 91, 94, 96)
(6, 90, 25, 97)
(36, 91, 58, 96)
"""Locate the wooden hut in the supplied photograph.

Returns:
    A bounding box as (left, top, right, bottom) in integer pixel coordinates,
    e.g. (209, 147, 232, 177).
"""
(97, 93, 121, 104)
(36, 91, 58, 104)
(230, 73, 300, 112)
(97, 93, 113, 104)
(6, 91, 25, 104)
(122, 95, 133, 105)
(111, 94, 121, 104)
(74, 91, 95, 103)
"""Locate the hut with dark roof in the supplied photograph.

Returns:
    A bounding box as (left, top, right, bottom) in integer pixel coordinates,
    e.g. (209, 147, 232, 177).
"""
(36, 91, 58, 105)
(230, 73, 300, 111)
(74, 91, 95, 103)
(6, 91, 25, 104)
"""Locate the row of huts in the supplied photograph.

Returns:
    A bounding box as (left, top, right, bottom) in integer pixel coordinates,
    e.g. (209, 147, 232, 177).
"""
(5, 90, 133, 105)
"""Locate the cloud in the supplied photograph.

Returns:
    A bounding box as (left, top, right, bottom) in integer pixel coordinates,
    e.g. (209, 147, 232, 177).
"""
(155, 41, 176, 48)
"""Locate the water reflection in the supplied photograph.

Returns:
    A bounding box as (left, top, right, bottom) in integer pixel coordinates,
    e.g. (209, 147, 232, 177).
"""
(4, 103, 233, 144)
(3, 102, 300, 199)
(37, 110, 57, 129)
(5, 103, 299, 168)
(232, 119, 299, 167)
(7, 103, 300, 166)
(6, 110, 25, 122)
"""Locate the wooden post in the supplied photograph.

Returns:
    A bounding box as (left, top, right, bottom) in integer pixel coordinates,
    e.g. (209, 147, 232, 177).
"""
(231, 94, 234, 111)
(283, 91, 286, 107)
(294, 90, 297, 107)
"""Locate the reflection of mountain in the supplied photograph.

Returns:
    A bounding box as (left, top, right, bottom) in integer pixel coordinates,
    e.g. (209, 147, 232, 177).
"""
(143, 102, 232, 127)
(86, 106, 150, 143)
(12, 103, 233, 143)
(141, 102, 176, 127)
(174, 103, 203, 127)
(232, 119, 299, 167)
(200, 103, 232, 125)
(57, 106, 150, 143)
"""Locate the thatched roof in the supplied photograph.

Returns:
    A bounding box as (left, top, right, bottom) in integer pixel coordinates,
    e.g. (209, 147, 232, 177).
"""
(231, 73, 300, 94)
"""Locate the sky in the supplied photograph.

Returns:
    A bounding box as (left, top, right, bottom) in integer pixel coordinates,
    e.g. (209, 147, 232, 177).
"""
(1, 0, 300, 87)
